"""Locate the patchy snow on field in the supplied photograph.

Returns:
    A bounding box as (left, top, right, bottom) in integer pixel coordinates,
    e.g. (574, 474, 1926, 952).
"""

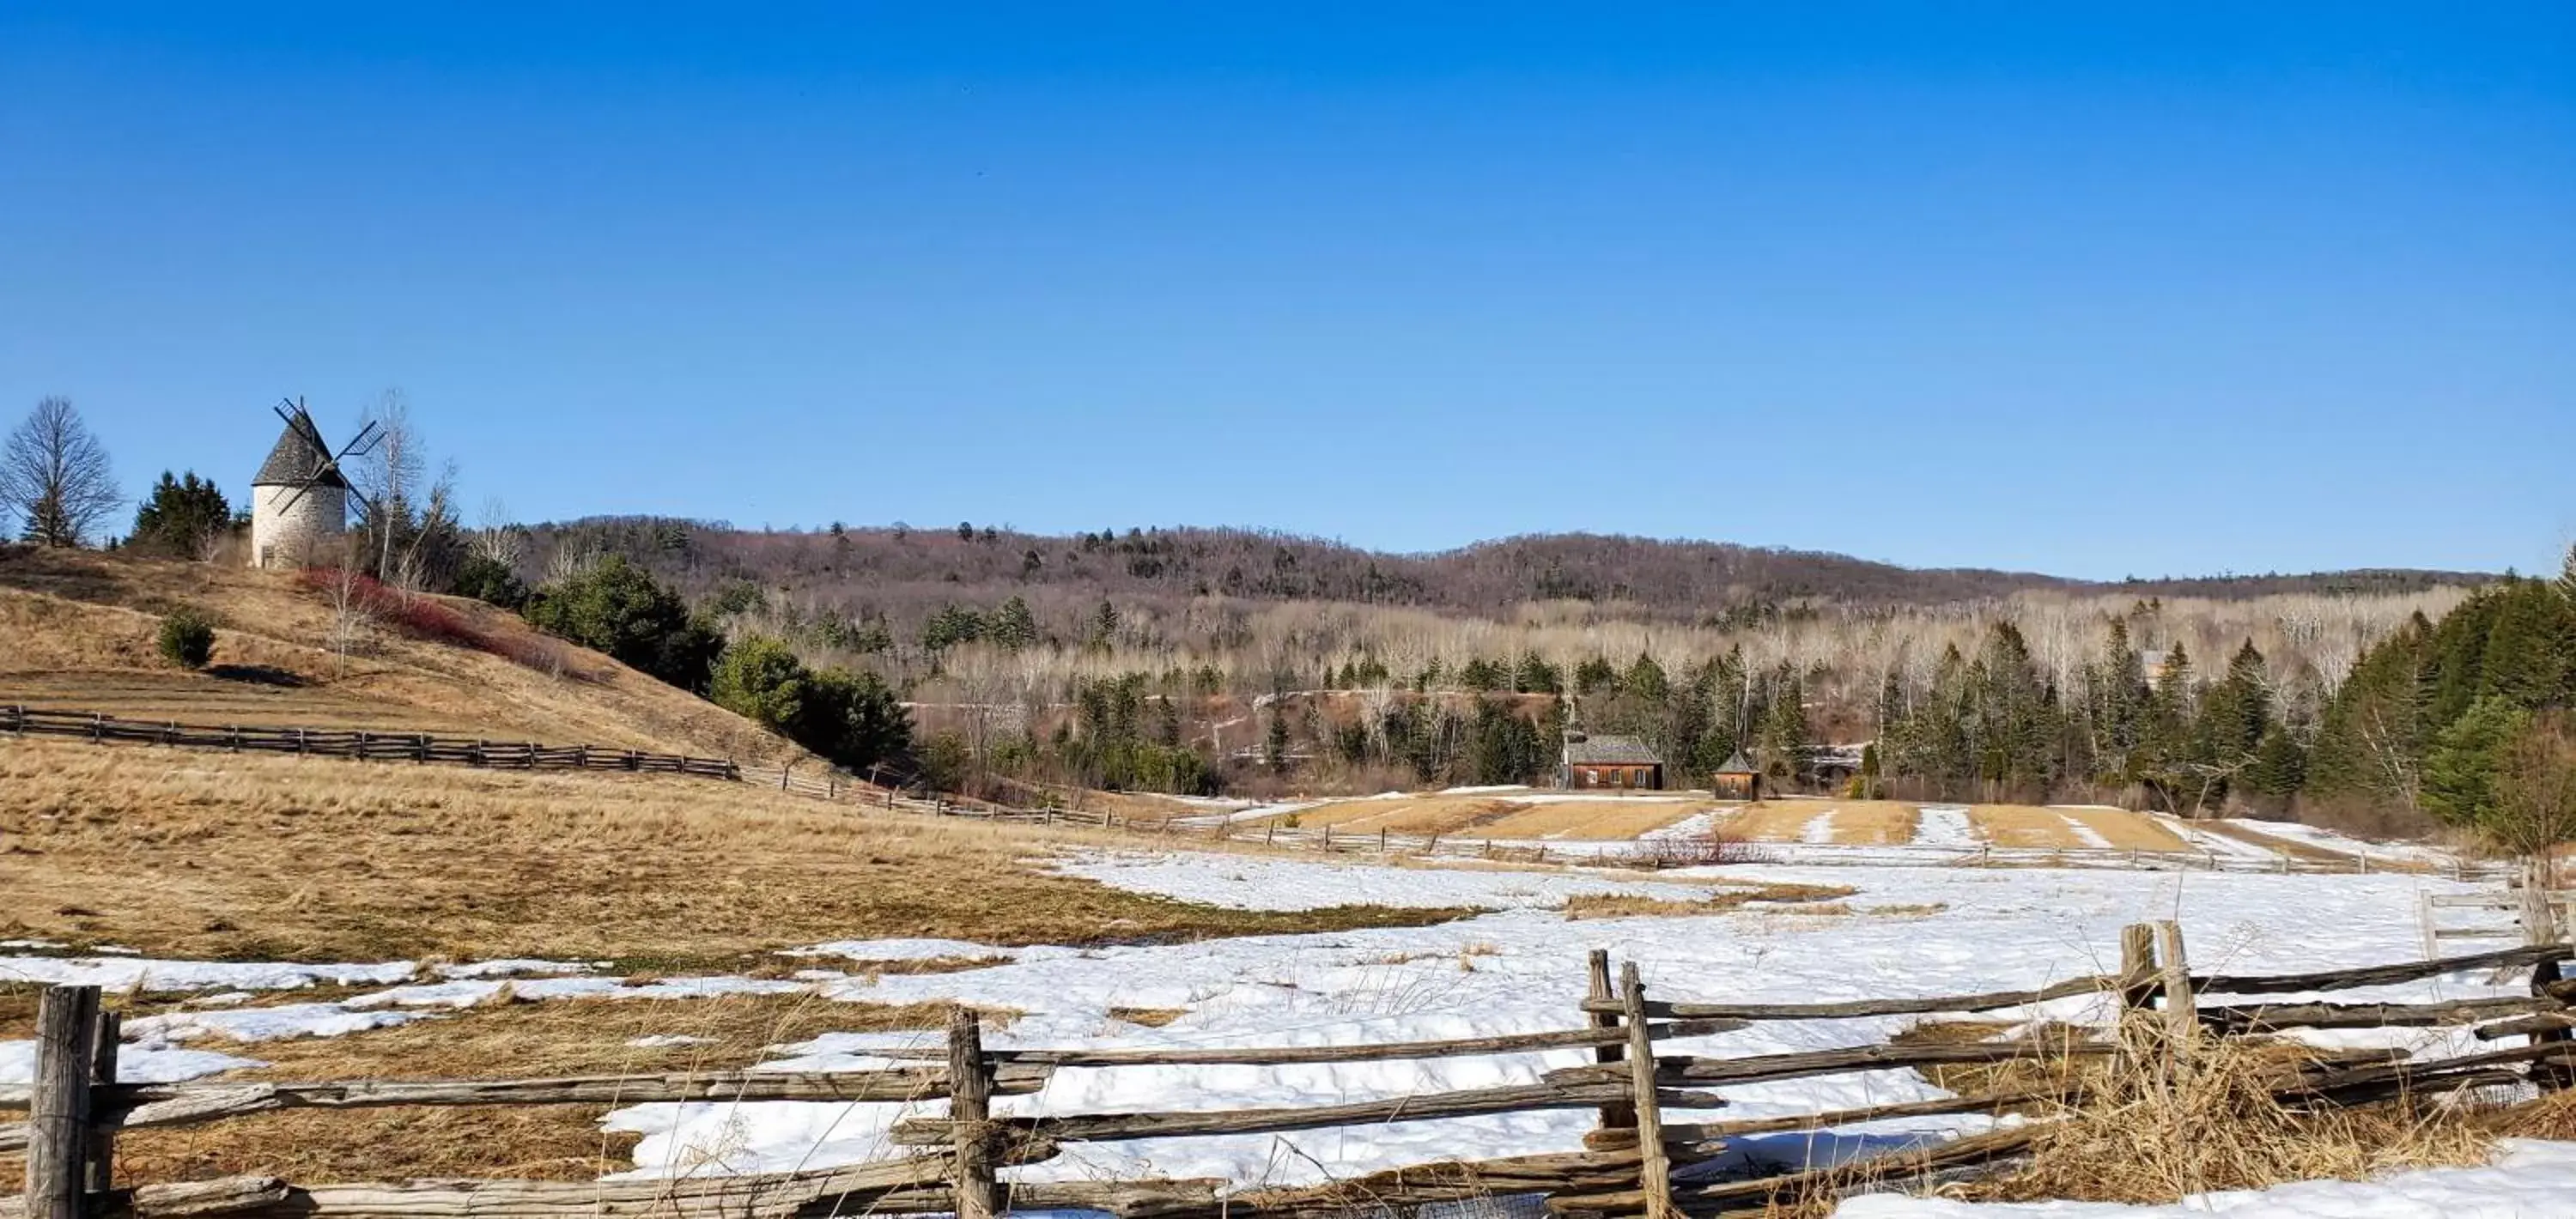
(2170, 818, 2287, 862)
(0, 955, 596, 993)
(789, 937, 1022, 963)
(1643, 810, 1722, 840)
(1835, 1137, 2576, 1216)
(609, 860, 2525, 1192)
(0, 955, 418, 992)
(2232, 818, 2461, 868)
(1913, 805, 1978, 847)
(1220, 799, 1324, 822)
(1050, 851, 1718, 911)
(2057, 813, 2114, 849)
(4, 850, 2556, 1210)
(0, 1038, 263, 1085)
(125, 1003, 434, 1043)
(1801, 810, 1842, 843)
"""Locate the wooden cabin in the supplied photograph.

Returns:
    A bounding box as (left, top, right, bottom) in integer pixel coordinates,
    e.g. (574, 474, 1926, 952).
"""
(1710, 749, 1762, 801)
(1561, 733, 1664, 791)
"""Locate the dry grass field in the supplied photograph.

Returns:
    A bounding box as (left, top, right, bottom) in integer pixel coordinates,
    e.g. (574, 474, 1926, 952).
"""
(0, 547, 798, 763)
(1289, 793, 1710, 840)
(0, 737, 1471, 966)
(1716, 800, 1922, 845)
(2038, 805, 2192, 852)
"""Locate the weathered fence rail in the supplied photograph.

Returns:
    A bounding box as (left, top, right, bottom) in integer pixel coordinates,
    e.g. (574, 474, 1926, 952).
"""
(0, 706, 737, 779)
(9, 930, 2573, 1219)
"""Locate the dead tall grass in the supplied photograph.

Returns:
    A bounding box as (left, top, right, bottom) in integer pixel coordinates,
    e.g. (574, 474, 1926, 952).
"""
(1561, 882, 1858, 920)
(0, 737, 1471, 964)
(1964, 1033, 2492, 1205)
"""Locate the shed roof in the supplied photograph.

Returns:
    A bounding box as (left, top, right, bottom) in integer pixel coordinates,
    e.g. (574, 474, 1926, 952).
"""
(1564, 734, 1662, 767)
(1712, 749, 1759, 776)
(252, 421, 349, 488)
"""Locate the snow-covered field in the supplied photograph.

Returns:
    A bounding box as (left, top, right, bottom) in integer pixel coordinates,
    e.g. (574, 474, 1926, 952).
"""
(3, 849, 2564, 1216)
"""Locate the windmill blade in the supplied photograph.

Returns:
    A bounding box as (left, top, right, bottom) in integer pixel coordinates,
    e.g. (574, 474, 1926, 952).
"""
(336, 420, 385, 461)
(270, 480, 314, 516)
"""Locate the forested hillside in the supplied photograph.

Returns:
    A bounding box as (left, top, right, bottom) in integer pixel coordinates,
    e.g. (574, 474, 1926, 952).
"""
(523, 517, 2482, 624)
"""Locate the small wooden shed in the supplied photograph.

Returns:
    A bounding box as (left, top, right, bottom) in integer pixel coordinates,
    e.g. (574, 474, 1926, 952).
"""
(1710, 749, 1762, 802)
(1561, 733, 1664, 791)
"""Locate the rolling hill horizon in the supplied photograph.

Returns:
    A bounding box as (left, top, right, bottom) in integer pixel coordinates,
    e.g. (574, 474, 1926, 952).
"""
(521, 516, 2497, 617)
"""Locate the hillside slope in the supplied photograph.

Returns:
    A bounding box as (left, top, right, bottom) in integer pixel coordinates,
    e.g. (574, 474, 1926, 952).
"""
(0, 545, 804, 765)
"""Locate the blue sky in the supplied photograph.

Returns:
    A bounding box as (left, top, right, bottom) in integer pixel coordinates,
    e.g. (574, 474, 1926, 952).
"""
(3, 4, 2569, 579)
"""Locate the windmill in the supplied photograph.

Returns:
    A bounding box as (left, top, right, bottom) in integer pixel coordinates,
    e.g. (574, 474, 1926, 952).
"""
(264, 397, 382, 518)
(246, 397, 383, 569)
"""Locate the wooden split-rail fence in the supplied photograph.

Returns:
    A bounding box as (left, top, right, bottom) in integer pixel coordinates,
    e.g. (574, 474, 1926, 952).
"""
(0, 706, 738, 780)
(8, 928, 2576, 1219)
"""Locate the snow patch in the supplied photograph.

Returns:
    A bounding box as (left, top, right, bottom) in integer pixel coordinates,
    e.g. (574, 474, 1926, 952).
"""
(1052, 852, 1721, 911)
(1913, 806, 1977, 848)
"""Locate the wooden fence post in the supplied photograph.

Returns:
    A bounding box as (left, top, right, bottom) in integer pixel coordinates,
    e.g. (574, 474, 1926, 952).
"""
(1619, 962, 1675, 1219)
(1586, 950, 1635, 1131)
(2532, 957, 2574, 1092)
(1379, 828, 1389, 853)
(27, 985, 101, 1219)
(2154, 921, 2196, 1052)
(2524, 856, 2557, 948)
(946, 1007, 1001, 1219)
(85, 1010, 118, 1198)
(2118, 923, 2157, 1015)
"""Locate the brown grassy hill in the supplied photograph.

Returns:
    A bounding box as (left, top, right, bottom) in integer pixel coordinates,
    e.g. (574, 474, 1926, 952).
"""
(0, 545, 800, 764)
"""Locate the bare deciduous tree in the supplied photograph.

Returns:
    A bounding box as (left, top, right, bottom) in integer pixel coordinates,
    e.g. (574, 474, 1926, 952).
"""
(320, 559, 378, 658)
(0, 397, 120, 547)
(472, 497, 524, 567)
(355, 389, 427, 580)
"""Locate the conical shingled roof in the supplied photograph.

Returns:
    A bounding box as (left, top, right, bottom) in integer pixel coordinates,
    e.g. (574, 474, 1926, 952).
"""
(1712, 749, 1759, 775)
(252, 421, 349, 488)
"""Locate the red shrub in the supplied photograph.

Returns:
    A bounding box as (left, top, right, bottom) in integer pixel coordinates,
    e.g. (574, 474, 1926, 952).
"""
(301, 568, 589, 678)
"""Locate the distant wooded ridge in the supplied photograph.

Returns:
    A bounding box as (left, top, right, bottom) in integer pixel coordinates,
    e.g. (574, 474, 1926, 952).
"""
(519, 516, 2492, 614)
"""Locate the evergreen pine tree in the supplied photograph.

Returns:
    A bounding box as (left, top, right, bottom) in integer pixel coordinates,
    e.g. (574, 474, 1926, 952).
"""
(2422, 696, 2533, 827)
(991, 595, 1040, 651)
(1757, 674, 1809, 785)
(128, 470, 232, 558)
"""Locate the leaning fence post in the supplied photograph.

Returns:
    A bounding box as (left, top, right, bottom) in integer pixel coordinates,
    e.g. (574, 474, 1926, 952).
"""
(1586, 949, 1636, 1131)
(27, 986, 101, 1219)
(1619, 962, 1675, 1219)
(946, 1007, 1001, 1219)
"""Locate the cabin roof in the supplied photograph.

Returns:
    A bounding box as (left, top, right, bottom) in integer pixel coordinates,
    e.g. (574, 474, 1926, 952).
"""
(1564, 734, 1662, 767)
(1712, 749, 1759, 776)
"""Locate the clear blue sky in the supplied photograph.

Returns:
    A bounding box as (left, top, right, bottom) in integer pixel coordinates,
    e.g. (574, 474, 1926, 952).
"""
(3, 4, 2569, 579)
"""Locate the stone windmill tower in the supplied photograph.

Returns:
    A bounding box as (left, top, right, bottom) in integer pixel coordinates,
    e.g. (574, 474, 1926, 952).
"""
(248, 399, 379, 569)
